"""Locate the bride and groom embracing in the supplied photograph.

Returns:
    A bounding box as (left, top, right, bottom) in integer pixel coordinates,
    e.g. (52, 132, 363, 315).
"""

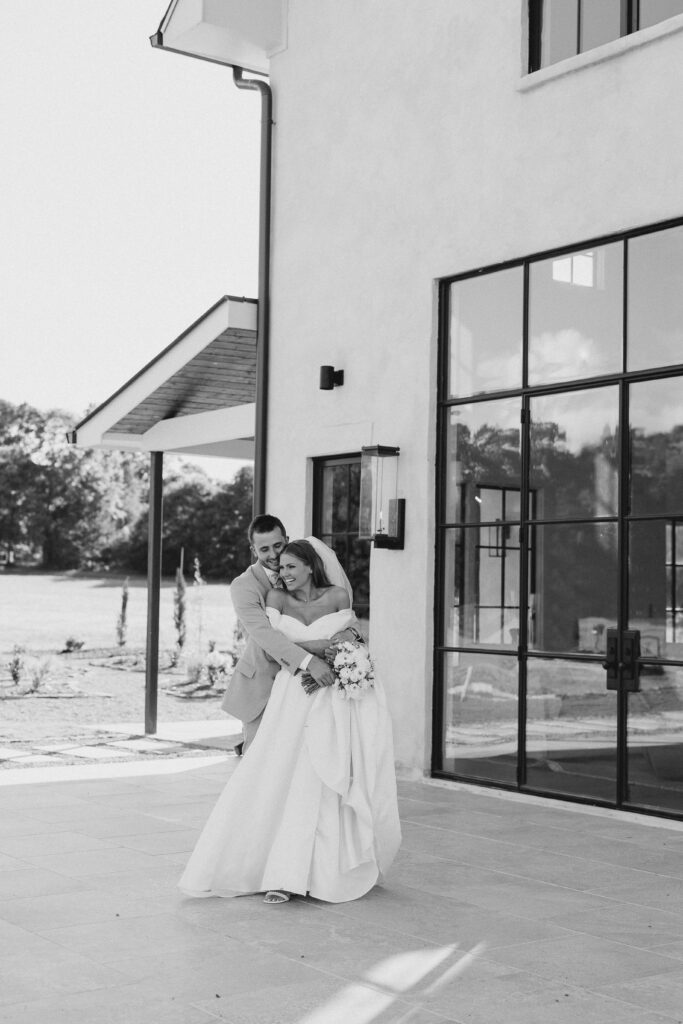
(178, 514, 401, 905)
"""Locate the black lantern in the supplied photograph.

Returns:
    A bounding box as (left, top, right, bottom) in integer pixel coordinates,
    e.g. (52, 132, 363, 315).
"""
(359, 446, 405, 549)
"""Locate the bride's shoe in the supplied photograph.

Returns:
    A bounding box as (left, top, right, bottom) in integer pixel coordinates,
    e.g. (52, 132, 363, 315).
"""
(263, 890, 290, 904)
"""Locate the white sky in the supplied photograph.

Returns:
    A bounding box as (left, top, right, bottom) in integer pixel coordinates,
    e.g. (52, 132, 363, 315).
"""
(1, 1, 260, 479)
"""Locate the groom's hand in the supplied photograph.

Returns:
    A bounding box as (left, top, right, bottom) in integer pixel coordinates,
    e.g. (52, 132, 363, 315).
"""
(308, 655, 335, 689)
(300, 672, 319, 695)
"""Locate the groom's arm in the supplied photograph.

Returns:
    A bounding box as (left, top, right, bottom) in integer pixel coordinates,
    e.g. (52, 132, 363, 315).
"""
(231, 577, 335, 685)
(231, 577, 309, 672)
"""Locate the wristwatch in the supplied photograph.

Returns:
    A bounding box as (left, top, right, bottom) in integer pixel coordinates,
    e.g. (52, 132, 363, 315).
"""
(348, 627, 364, 643)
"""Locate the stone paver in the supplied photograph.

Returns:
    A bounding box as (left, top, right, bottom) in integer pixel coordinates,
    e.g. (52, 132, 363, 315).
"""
(0, 718, 242, 776)
(0, 753, 683, 1023)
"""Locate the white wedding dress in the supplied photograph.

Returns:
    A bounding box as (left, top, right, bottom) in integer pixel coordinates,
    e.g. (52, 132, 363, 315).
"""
(178, 608, 401, 903)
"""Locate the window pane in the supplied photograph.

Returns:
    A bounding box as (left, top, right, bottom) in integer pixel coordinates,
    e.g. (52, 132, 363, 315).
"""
(630, 378, 683, 517)
(348, 462, 361, 531)
(639, 0, 683, 30)
(529, 243, 623, 386)
(529, 386, 619, 519)
(526, 658, 615, 802)
(580, 0, 622, 51)
(442, 527, 520, 650)
(448, 267, 523, 398)
(331, 465, 349, 533)
(629, 520, 670, 656)
(529, 522, 618, 654)
(444, 398, 521, 523)
(315, 458, 370, 631)
(628, 226, 683, 372)
(440, 651, 518, 784)
(627, 667, 683, 814)
(535, 0, 579, 69)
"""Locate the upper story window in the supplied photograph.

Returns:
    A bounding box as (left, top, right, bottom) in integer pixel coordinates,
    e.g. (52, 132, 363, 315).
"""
(529, 0, 683, 72)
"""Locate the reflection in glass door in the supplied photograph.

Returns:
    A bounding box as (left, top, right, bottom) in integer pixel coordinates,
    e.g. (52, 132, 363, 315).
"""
(313, 454, 370, 633)
(627, 379, 683, 813)
(436, 219, 683, 819)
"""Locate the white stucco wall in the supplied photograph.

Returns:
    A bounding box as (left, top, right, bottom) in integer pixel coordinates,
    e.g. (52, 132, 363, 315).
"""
(262, 0, 683, 774)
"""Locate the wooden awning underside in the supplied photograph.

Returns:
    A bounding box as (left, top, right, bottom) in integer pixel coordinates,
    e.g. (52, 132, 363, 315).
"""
(74, 296, 257, 459)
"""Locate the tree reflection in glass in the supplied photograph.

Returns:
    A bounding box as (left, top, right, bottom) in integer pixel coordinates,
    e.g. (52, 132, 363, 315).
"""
(630, 378, 683, 518)
(444, 399, 521, 523)
(529, 387, 619, 520)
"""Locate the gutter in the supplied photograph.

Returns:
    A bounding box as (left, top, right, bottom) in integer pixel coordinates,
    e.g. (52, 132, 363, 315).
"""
(233, 67, 273, 517)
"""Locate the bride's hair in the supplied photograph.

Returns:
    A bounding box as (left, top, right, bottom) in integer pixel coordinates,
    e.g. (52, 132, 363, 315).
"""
(281, 540, 333, 588)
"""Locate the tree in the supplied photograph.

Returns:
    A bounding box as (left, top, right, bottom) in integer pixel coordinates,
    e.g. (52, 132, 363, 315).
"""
(116, 466, 254, 580)
(0, 399, 149, 569)
(0, 397, 253, 575)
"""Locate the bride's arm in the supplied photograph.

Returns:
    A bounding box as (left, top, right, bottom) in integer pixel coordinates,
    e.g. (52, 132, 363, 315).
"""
(327, 593, 365, 645)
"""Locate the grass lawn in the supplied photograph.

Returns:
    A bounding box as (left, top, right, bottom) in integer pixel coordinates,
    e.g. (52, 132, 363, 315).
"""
(0, 570, 236, 656)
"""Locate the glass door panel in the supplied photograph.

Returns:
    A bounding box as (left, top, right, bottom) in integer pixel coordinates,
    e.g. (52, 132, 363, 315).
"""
(444, 398, 521, 523)
(529, 387, 619, 519)
(627, 515, 683, 813)
(443, 526, 521, 650)
(528, 242, 623, 386)
(526, 658, 616, 802)
(529, 522, 618, 654)
(448, 268, 523, 398)
(440, 651, 518, 784)
(628, 225, 683, 372)
(630, 378, 683, 517)
(627, 667, 683, 813)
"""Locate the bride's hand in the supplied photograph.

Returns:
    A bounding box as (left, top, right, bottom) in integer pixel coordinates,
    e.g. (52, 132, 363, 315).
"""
(329, 628, 364, 647)
(299, 639, 331, 657)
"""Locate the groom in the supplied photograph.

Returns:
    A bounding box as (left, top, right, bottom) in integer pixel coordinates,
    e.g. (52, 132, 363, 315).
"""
(222, 514, 336, 752)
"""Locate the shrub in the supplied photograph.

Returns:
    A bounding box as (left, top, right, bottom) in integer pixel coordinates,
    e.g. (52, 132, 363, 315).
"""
(62, 636, 84, 653)
(173, 568, 187, 650)
(116, 578, 129, 647)
(8, 645, 25, 685)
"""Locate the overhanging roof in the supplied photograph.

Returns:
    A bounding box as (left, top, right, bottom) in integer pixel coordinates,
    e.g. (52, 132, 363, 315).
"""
(73, 296, 257, 459)
(151, 0, 288, 74)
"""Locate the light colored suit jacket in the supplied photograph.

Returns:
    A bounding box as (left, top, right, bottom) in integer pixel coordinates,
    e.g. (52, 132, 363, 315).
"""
(222, 562, 308, 724)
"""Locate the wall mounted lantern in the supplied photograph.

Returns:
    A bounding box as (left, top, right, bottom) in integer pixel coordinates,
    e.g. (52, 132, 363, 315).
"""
(319, 365, 344, 390)
(359, 446, 405, 549)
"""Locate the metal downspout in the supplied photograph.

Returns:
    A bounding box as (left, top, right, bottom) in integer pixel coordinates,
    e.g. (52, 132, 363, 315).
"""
(145, 450, 164, 734)
(233, 67, 272, 516)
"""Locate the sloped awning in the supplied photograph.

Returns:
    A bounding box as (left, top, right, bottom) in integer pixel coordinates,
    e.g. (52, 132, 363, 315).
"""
(73, 296, 257, 459)
(151, 0, 288, 74)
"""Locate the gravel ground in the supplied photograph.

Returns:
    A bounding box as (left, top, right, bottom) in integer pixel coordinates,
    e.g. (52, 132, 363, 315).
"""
(0, 658, 227, 744)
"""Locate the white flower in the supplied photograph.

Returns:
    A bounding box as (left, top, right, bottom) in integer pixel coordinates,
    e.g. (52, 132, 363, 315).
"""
(331, 640, 375, 700)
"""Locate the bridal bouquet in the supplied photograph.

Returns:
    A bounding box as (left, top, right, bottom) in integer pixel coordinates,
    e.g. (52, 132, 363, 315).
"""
(330, 640, 375, 700)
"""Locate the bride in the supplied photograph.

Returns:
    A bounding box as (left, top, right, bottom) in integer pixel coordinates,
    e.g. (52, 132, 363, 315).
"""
(178, 537, 401, 905)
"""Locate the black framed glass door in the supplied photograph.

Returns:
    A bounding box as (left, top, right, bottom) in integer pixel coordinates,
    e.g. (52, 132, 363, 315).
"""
(435, 218, 683, 818)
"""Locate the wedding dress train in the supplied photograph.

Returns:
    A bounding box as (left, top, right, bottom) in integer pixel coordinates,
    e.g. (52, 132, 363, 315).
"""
(178, 609, 401, 903)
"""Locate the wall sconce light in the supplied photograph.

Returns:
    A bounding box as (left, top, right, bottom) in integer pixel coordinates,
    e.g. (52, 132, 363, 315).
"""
(359, 445, 405, 549)
(319, 366, 344, 390)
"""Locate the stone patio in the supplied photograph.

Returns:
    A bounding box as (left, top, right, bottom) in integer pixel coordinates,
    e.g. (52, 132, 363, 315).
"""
(1, 746, 683, 1023)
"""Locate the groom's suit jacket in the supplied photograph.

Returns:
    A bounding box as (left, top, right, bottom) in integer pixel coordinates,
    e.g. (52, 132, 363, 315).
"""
(222, 561, 308, 724)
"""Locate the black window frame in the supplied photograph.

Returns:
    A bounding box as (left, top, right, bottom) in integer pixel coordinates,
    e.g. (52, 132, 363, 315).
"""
(434, 212, 683, 819)
(312, 453, 371, 623)
(528, 0, 682, 72)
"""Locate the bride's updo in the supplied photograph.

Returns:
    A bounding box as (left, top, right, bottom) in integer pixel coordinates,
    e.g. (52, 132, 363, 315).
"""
(281, 540, 333, 588)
